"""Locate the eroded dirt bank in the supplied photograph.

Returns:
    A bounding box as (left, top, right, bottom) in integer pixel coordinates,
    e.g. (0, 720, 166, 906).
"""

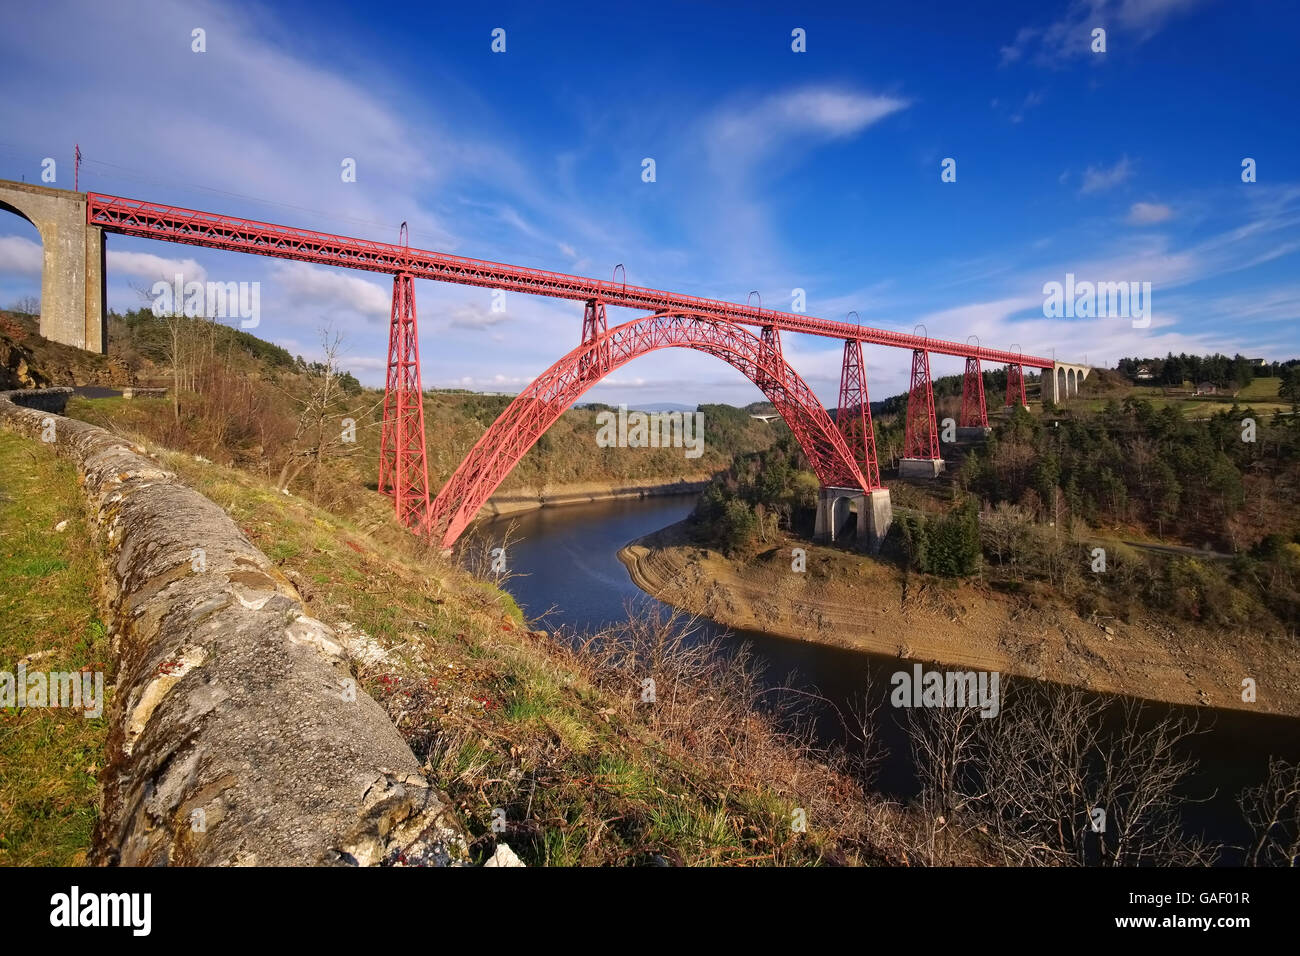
(619, 521, 1300, 718)
(483, 476, 709, 518)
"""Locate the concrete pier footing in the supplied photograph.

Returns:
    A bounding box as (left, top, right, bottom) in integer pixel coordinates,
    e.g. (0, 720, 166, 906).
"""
(813, 486, 893, 552)
(955, 426, 992, 441)
(898, 457, 946, 479)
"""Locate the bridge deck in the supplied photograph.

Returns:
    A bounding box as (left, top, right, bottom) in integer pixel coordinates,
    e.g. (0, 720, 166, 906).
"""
(85, 192, 1053, 369)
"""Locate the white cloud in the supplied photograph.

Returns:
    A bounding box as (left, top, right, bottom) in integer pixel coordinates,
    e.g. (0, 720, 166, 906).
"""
(1009, 89, 1046, 123)
(1000, 0, 1206, 66)
(0, 0, 458, 249)
(1128, 201, 1174, 224)
(270, 261, 389, 321)
(709, 87, 909, 169)
(1081, 156, 1134, 194)
(447, 302, 510, 330)
(0, 235, 42, 275)
(1202, 286, 1300, 324)
(106, 250, 208, 285)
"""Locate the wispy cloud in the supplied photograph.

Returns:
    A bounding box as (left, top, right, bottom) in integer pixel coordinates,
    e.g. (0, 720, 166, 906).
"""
(0, 235, 42, 275)
(1128, 201, 1174, 224)
(707, 87, 909, 171)
(686, 85, 909, 282)
(270, 262, 389, 322)
(1202, 286, 1300, 324)
(107, 250, 209, 286)
(1010, 89, 1046, 123)
(1000, 0, 1208, 66)
(1, 237, 210, 295)
(1081, 156, 1134, 194)
(446, 302, 510, 331)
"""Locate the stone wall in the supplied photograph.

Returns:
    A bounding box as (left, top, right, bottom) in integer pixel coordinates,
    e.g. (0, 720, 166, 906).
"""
(0, 388, 467, 866)
(4, 384, 72, 413)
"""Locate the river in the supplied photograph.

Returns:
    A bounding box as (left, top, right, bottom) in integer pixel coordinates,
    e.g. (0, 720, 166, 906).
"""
(484, 493, 1300, 861)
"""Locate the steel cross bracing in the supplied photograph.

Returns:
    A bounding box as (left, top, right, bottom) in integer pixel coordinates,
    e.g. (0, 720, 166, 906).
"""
(85, 192, 1053, 369)
(577, 298, 609, 377)
(754, 325, 782, 390)
(1006, 363, 1027, 408)
(835, 339, 881, 490)
(902, 348, 939, 460)
(426, 310, 868, 548)
(377, 272, 431, 529)
(960, 356, 988, 428)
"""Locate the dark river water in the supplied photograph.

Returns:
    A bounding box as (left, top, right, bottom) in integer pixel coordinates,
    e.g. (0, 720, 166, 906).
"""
(483, 494, 1300, 861)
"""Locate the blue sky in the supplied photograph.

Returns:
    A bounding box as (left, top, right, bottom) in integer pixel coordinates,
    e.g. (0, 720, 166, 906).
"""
(1, 0, 1297, 405)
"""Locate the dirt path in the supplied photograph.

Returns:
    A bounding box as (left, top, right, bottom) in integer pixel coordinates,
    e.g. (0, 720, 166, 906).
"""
(619, 521, 1300, 718)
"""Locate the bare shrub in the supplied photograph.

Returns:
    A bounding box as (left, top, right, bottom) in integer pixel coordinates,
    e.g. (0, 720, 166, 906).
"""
(556, 603, 894, 864)
(1240, 757, 1300, 866)
(902, 679, 1217, 866)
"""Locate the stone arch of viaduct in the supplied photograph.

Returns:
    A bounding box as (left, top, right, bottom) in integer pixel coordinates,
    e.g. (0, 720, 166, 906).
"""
(1043, 362, 1091, 404)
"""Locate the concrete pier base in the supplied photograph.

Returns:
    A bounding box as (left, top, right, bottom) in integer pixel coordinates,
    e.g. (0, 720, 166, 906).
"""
(955, 426, 992, 441)
(898, 457, 946, 478)
(813, 486, 892, 553)
(861, 489, 892, 552)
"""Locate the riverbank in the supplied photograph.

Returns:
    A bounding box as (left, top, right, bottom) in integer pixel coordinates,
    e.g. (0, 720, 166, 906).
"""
(483, 476, 709, 519)
(619, 521, 1300, 718)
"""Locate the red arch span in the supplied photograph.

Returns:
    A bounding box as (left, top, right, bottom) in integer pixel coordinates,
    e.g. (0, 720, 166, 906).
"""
(427, 309, 874, 548)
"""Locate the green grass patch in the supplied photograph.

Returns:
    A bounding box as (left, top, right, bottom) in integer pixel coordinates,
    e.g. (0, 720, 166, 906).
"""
(1237, 377, 1281, 401)
(0, 431, 110, 866)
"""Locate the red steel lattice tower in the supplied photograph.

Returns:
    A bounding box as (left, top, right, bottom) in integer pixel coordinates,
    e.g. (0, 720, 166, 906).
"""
(902, 348, 939, 460)
(960, 356, 988, 427)
(378, 272, 431, 529)
(754, 324, 782, 390)
(578, 298, 609, 377)
(1006, 363, 1027, 408)
(836, 339, 881, 489)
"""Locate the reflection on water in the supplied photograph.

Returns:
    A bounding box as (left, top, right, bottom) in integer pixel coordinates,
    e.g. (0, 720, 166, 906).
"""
(482, 494, 1300, 858)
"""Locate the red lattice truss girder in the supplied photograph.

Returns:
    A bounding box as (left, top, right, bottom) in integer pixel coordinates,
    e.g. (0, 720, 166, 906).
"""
(426, 309, 869, 548)
(85, 193, 1052, 368)
(960, 356, 988, 428)
(902, 349, 939, 460)
(377, 273, 430, 529)
(836, 339, 881, 490)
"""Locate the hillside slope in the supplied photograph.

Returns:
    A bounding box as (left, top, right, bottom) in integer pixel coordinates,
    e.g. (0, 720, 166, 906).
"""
(112, 438, 909, 865)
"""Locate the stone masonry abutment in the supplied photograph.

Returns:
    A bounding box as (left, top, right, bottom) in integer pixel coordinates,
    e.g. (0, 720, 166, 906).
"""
(0, 181, 106, 353)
